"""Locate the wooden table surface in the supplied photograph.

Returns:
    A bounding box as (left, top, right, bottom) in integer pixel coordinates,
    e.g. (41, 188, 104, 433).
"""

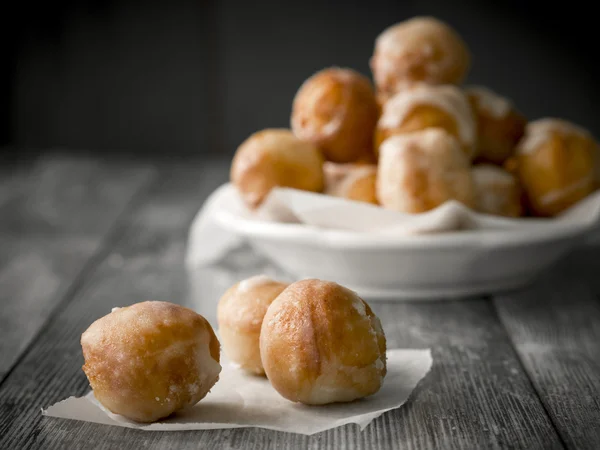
(1, 153, 599, 450)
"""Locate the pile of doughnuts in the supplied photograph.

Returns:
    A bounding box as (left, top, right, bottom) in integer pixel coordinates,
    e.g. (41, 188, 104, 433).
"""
(80, 277, 387, 422)
(218, 276, 387, 404)
(231, 16, 600, 219)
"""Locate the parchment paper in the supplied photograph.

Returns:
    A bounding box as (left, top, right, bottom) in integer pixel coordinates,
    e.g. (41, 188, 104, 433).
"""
(43, 349, 432, 435)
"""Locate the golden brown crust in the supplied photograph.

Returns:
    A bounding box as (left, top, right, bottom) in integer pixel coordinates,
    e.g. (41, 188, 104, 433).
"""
(466, 87, 526, 165)
(81, 301, 221, 423)
(370, 17, 470, 97)
(291, 68, 379, 163)
(377, 129, 476, 213)
(260, 279, 386, 405)
(374, 84, 476, 159)
(375, 104, 459, 152)
(323, 162, 378, 204)
(230, 129, 324, 209)
(514, 119, 597, 217)
(218, 276, 289, 333)
(217, 275, 289, 375)
(472, 164, 523, 217)
(376, 90, 391, 111)
(219, 327, 263, 375)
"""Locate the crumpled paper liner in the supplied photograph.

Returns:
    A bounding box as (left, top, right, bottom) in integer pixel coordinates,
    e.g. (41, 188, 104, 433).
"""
(186, 184, 600, 267)
(43, 349, 432, 435)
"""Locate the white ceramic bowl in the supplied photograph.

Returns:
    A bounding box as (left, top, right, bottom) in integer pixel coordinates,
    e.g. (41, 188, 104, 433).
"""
(188, 184, 600, 300)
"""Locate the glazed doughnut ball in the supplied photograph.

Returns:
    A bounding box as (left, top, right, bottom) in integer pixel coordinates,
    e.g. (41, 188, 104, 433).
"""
(374, 84, 476, 159)
(377, 128, 476, 213)
(81, 301, 221, 423)
(323, 162, 378, 204)
(370, 17, 470, 98)
(515, 118, 598, 217)
(466, 86, 527, 165)
(230, 129, 324, 209)
(260, 279, 386, 405)
(217, 275, 288, 375)
(472, 164, 523, 217)
(291, 68, 379, 163)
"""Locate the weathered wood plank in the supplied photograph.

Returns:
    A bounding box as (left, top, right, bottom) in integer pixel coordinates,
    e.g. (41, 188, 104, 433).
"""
(0, 153, 155, 237)
(0, 162, 231, 449)
(494, 251, 600, 450)
(0, 161, 562, 449)
(359, 300, 563, 450)
(0, 235, 97, 381)
(0, 154, 156, 382)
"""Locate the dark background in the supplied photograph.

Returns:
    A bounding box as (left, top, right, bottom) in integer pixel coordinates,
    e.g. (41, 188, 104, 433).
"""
(2, 0, 599, 159)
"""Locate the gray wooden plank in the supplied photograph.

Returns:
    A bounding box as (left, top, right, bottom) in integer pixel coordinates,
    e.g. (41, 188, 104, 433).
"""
(0, 162, 230, 447)
(0, 161, 562, 449)
(0, 235, 97, 381)
(494, 251, 600, 450)
(0, 154, 156, 383)
(98, 160, 230, 283)
(0, 153, 155, 236)
(361, 300, 563, 450)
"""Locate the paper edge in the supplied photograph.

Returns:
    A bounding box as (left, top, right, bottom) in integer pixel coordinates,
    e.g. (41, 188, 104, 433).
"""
(218, 186, 600, 236)
(42, 349, 434, 435)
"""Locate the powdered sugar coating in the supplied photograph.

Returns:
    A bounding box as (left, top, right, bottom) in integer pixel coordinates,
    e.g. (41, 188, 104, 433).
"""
(351, 295, 368, 318)
(472, 164, 522, 217)
(217, 276, 289, 375)
(539, 175, 594, 207)
(517, 118, 591, 156)
(372, 17, 470, 93)
(323, 162, 377, 199)
(379, 84, 476, 154)
(377, 129, 475, 213)
(260, 279, 387, 405)
(219, 275, 288, 332)
(80, 301, 221, 423)
(472, 164, 515, 185)
(238, 274, 275, 294)
(291, 69, 359, 140)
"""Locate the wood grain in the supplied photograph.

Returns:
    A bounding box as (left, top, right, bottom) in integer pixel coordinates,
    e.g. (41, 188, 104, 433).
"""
(494, 252, 600, 450)
(0, 160, 565, 449)
(0, 235, 97, 382)
(0, 162, 230, 449)
(362, 300, 563, 450)
(0, 154, 156, 236)
(0, 155, 156, 383)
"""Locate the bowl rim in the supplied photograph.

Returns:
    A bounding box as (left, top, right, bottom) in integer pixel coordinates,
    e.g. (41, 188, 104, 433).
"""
(215, 209, 592, 250)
